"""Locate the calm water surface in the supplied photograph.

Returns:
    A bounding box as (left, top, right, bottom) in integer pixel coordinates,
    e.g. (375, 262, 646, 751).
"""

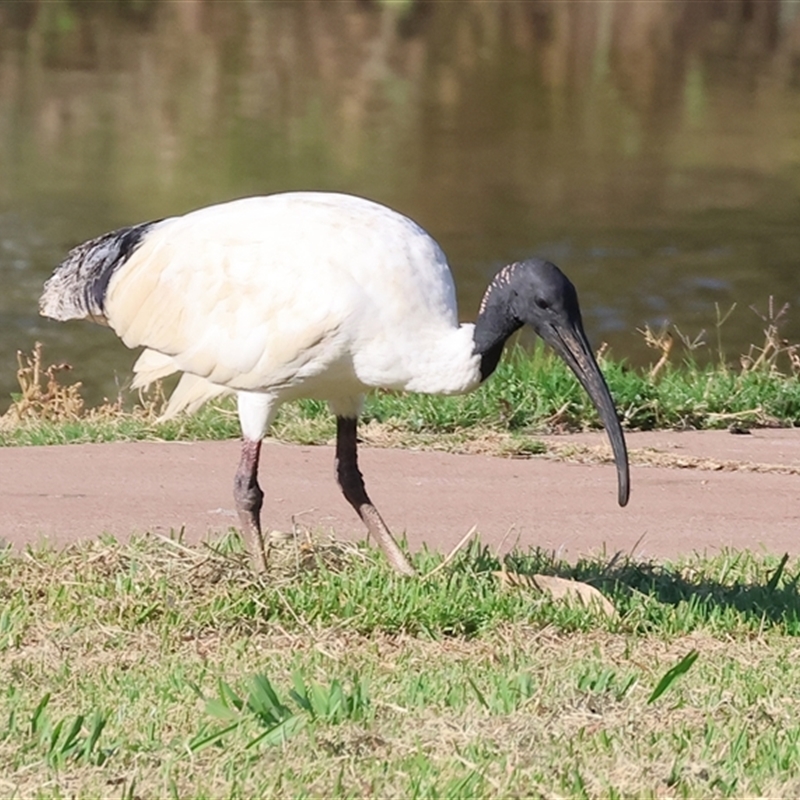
(1, 0, 800, 407)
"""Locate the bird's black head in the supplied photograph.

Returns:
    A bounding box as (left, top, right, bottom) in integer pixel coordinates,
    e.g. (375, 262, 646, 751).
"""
(473, 259, 582, 372)
(474, 258, 630, 507)
(509, 258, 582, 334)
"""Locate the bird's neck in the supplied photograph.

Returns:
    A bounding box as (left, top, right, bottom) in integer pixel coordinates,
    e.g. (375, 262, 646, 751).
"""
(473, 283, 523, 382)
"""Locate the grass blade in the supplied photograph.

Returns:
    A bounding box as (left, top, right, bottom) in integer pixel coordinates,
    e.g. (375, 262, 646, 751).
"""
(467, 677, 489, 710)
(246, 714, 306, 749)
(647, 650, 699, 704)
(188, 721, 241, 753)
(60, 713, 84, 756)
(30, 693, 51, 736)
(767, 553, 790, 592)
(82, 711, 107, 761)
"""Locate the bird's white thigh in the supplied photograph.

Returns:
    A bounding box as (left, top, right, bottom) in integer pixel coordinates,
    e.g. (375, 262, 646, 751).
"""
(328, 395, 364, 419)
(237, 391, 279, 441)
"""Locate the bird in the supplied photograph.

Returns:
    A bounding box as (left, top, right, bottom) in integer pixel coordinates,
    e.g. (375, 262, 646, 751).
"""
(40, 191, 630, 576)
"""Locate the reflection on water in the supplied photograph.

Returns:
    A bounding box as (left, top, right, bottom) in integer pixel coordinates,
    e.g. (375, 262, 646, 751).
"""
(1, 0, 800, 407)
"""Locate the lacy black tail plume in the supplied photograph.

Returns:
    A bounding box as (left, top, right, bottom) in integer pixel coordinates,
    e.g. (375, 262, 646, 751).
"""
(39, 220, 159, 322)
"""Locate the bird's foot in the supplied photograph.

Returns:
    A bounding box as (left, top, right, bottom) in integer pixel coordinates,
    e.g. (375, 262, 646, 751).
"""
(358, 503, 416, 577)
(236, 509, 270, 573)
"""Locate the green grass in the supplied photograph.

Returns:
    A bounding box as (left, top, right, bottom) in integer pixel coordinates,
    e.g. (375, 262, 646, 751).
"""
(2, 345, 800, 451)
(3, 533, 800, 797)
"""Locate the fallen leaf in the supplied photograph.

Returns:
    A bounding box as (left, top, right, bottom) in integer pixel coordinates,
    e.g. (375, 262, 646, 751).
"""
(493, 571, 617, 618)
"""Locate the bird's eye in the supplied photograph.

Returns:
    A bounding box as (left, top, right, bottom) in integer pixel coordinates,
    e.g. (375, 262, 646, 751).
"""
(535, 297, 550, 310)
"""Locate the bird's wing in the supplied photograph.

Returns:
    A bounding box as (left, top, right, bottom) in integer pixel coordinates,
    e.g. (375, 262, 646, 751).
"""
(130, 349, 231, 418)
(106, 233, 349, 390)
(104, 194, 448, 393)
(162, 373, 232, 418)
(130, 348, 179, 387)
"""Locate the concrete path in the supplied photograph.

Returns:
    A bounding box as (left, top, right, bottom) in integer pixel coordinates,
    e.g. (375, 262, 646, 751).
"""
(1, 429, 798, 559)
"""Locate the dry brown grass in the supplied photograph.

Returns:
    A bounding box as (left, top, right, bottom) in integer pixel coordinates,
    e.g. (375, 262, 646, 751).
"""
(640, 298, 800, 381)
(0, 342, 168, 431)
(2, 342, 86, 425)
(546, 440, 800, 475)
(741, 298, 800, 375)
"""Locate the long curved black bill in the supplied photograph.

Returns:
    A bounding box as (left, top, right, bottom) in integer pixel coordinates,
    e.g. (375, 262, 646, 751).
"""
(540, 322, 630, 507)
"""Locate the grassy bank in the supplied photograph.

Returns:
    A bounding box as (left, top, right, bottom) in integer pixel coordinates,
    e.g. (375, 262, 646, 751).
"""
(2, 533, 800, 798)
(1, 336, 799, 451)
(3, 331, 800, 798)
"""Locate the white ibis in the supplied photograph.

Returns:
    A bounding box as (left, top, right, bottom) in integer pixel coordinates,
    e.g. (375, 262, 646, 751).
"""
(40, 192, 629, 576)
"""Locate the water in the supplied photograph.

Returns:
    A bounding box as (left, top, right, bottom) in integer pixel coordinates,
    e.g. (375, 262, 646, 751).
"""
(2, 0, 800, 409)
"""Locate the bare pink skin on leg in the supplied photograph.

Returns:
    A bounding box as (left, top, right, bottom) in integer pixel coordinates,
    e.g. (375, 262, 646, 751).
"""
(233, 438, 268, 570)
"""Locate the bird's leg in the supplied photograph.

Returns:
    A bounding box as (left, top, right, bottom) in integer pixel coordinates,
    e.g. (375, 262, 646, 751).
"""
(233, 438, 269, 571)
(335, 417, 416, 577)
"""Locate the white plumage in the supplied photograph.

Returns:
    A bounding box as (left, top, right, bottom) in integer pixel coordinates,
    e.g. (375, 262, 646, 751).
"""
(41, 191, 629, 576)
(117, 195, 478, 417)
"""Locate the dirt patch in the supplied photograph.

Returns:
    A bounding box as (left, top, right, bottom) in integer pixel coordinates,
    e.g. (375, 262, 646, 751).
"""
(1, 429, 799, 560)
